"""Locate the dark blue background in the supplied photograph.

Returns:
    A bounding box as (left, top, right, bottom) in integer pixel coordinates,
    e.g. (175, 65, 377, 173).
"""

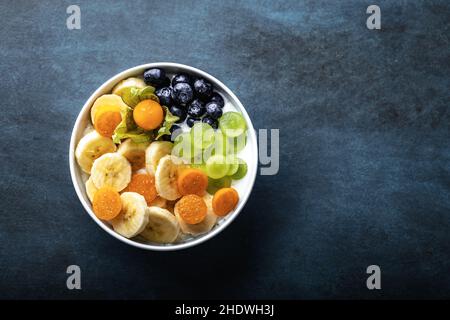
(0, 0, 449, 299)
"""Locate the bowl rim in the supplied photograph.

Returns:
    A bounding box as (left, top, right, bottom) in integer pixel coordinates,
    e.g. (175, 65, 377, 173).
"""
(69, 62, 258, 251)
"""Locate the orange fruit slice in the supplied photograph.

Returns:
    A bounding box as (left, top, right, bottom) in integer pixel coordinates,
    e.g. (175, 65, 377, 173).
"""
(177, 168, 208, 196)
(92, 186, 122, 220)
(212, 187, 239, 216)
(90, 94, 126, 124)
(123, 173, 157, 205)
(94, 111, 122, 137)
(174, 194, 207, 225)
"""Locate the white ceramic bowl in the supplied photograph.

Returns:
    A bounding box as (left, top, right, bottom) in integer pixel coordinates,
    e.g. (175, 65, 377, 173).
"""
(69, 62, 258, 251)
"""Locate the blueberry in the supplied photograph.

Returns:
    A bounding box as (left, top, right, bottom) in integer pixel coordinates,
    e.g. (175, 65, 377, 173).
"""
(193, 78, 213, 101)
(169, 105, 187, 123)
(143, 68, 168, 87)
(209, 92, 225, 108)
(159, 76, 171, 88)
(155, 87, 173, 106)
(186, 117, 200, 128)
(187, 99, 205, 118)
(205, 102, 223, 119)
(172, 82, 194, 105)
(202, 116, 218, 129)
(171, 73, 192, 87)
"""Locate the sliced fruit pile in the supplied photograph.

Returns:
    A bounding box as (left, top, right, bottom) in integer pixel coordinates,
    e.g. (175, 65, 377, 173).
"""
(75, 68, 250, 244)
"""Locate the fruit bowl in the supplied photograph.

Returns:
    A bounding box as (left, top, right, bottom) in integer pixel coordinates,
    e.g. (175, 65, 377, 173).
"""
(69, 63, 258, 251)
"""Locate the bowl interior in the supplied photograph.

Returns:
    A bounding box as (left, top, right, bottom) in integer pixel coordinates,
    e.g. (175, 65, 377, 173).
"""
(70, 63, 258, 251)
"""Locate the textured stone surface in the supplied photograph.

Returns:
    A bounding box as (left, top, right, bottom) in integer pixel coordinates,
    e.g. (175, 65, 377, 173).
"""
(0, 0, 449, 299)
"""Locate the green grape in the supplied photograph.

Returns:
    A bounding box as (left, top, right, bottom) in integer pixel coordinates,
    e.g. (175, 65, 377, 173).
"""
(205, 154, 229, 179)
(172, 132, 202, 161)
(191, 151, 205, 166)
(231, 159, 248, 180)
(207, 176, 232, 195)
(191, 162, 207, 173)
(200, 134, 220, 161)
(191, 122, 215, 150)
(219, 112, 247, 138)
(231, 133, 247, 153)
(226, 156, 239, 176)
(211, 131, 247, 156)
(209, 132, 228, 156)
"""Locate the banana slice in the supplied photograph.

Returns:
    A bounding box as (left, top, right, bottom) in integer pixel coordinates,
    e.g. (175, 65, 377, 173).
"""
(154, 155, 184, 201)
(85, 177, 98, 203)
(90, 94, 127, 124)
(75, 131, 117, 174)
(145, 141, 173, 175)
(83, 124, 95, 136)
(91, 153, 131, 191)
(111, 192, 149, 238)
(149, 196, 167, 209)
(140, 207, 180, 243)
(117, 139, 150, 171)
(112, 77, 146, 96)
(175, 194, 217, 236)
